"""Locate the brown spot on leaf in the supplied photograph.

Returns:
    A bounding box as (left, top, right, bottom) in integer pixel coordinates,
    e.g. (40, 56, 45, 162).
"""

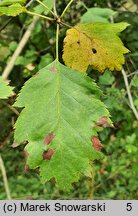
(96, 116, 112, 128)
(44, 133, 55, 145)
(50, 66, 56, 74)
(91, 136, 104, 151)
(43, 149, 55, 160)
(77, 40, 80, 45)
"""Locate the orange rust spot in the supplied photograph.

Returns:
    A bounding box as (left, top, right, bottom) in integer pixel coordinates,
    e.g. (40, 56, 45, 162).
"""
(96, 116, 112, 128)
(44, 133, 55, 145)
(91, 136, 104, 151)
(43, 149, 55, 160)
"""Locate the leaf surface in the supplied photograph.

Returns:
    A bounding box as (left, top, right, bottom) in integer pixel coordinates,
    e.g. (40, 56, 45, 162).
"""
(14, 61, 110, 190)
(81, 7, 116, 23)
(0, 76, 14, 99)
(0, 0, 26, 6)
(63, 22, 129, 73)
(0, 3, 26, 16)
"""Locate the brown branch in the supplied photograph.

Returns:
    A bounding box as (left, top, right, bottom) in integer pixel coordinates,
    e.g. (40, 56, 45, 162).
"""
(2, 16, 39, 80)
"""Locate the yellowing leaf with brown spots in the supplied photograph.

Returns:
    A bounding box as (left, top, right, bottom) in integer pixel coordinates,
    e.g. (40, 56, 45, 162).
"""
(63, 22, 129, 73)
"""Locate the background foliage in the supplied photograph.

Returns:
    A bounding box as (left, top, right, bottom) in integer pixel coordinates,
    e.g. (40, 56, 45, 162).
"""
(0, 0, 138, 199)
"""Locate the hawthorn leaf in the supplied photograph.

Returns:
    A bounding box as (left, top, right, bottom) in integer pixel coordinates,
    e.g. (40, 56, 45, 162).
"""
(14, 61, 110, 191)
(0, 0, 26, 6)
(0, 3, 26, 16)
(63, 22, 129, 73)
(81, 7, 116, 23)
(0, 76, 14, 99)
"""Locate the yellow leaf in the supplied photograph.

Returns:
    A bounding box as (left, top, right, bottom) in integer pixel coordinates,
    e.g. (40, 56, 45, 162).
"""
(63, 22, 130, 73)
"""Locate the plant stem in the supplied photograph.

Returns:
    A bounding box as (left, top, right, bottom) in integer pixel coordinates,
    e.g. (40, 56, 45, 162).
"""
(60, 21, 73, 29)
(127, 70, 138, 77)
(2, 17, 38, 80)
(26, 0, 35, 8)
(0, 155, 12, 200)
(88, 163, 94, 199)
(60, 0, 74, 18)
(26, 10, 55, 21)
(36, 0, 56, 17)
(53, 0, 58, 16)
(3, 101, 19, 116)
(81, 1, 88, 10)
(56, 24, 59, 60)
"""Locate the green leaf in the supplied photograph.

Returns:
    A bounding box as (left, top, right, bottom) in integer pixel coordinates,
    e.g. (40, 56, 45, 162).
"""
(131, 75, 138, 87)
(38, 53, 54, 70)
(81, 7, 116, 23)
(63, 22, 130, 73)
(0, 3, 26, 16)
(99, 70, 115, 85)
(134, 99, 138, 109)
(0, 76, 14, 99)
(14, 61, 110, 191)
(0, 0, 26, 6)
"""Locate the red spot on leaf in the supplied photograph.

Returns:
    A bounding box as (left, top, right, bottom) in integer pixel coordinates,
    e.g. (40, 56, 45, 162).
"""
(44, 133, 55, 145)
(96, 116, 112, 128)
(50, 66, 56, 74)
(43, 149, 55, 160)
(91, 136, 104, 151)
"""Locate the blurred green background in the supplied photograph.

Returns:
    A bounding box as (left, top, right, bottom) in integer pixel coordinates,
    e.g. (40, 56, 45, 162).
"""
(0, 0, 138, 199)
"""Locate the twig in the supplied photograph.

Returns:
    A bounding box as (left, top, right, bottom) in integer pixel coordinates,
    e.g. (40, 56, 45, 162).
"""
(2, 101, 19, 116)
(127, 70, 138, 77)
(88, 164, 94, 200)
(0, 0, 35, 32)
(26, 11, 54, 21)
(107, 0, 138, 120)
(53, 0, 58, 16)
(26, 0, 35, 8)
(0, 18, 13, 32)
(121, 67, 138, 120)
(2, 17, 39, 80)
(79, 1, 88, 10)
(56, 23, 59, 60)
(0, 155, 12, 200)
(60, 21, 73, 29)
